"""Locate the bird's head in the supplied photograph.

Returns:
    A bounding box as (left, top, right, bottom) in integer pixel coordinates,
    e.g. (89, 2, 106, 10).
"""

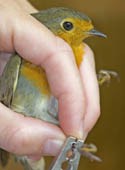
(33, 7, 106, 46)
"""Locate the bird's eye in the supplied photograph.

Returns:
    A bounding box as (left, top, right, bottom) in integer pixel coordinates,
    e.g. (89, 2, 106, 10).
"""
(62, 21, 74, 31)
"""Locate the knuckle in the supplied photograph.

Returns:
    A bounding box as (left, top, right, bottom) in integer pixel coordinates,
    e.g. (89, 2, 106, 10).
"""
(55, 36, 73, 54)
(8, 127, 31, 154)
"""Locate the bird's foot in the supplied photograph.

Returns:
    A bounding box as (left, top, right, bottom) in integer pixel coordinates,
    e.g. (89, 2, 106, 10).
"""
(79, 143, 102, 162)
(97, 69, 119, 85)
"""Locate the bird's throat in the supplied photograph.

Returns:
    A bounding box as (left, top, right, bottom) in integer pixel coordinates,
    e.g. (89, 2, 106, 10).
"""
(72, 43, 84, 67)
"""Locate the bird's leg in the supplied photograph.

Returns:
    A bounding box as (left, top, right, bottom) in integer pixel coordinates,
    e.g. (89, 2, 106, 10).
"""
(97, 69, 119, 85)
(15, 156, 45, 170)
(79, 143, 102, 162)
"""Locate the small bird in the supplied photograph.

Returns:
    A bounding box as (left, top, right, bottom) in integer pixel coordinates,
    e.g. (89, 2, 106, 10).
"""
(0, 7, 105, 170)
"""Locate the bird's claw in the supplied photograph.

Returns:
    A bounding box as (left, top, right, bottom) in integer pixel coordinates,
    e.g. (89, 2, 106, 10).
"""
(79, 143, 102, 162)
(97, 69, 119, 85)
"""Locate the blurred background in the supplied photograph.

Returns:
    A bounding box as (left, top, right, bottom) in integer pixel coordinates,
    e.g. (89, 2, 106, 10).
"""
(0, 0, 124, 170)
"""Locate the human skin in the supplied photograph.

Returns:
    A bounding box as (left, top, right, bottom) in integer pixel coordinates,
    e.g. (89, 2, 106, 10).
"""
(0, 0, 100, 158)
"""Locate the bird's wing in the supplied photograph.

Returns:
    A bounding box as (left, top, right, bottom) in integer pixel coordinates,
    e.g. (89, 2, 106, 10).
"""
(0, 54, 21, 107)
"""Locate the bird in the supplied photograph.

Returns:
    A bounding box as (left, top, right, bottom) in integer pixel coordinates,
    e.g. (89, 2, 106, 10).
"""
(0, 7, 106, 170)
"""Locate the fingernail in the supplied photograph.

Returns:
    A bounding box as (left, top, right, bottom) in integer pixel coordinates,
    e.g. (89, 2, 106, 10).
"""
(42, 139, 64, 156)
(75, 130, 88, 141)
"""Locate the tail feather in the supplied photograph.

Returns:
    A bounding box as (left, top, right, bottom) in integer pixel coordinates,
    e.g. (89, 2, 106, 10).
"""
(0, 149, 9, 167)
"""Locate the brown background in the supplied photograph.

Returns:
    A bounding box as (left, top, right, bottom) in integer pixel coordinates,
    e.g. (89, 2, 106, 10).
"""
(0, 0, 124, 170)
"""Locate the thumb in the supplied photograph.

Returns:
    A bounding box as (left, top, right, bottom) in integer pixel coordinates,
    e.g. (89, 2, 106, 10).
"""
(0, 103, 65, 156)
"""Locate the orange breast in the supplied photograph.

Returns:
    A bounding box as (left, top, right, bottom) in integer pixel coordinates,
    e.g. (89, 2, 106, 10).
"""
(20, 61, 50, 95)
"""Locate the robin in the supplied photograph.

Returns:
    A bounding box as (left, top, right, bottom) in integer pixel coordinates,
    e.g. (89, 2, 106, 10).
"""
(0, 7, 105, 170)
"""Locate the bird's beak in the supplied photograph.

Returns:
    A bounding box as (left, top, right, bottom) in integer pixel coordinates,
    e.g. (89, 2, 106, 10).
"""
(87, 29, 107, 38)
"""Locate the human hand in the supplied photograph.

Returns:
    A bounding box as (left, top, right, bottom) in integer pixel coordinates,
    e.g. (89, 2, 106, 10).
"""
(0, 0, 100, 158)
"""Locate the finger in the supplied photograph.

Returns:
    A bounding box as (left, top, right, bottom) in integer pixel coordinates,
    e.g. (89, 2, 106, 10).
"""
(42, 37, 85, 138)
(79, 44, 100, 137)
(0, 52, 11, 75)
(0, 8, 85, 138)
(16, 0, 37, 13)
(0, 103, 65, 156)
